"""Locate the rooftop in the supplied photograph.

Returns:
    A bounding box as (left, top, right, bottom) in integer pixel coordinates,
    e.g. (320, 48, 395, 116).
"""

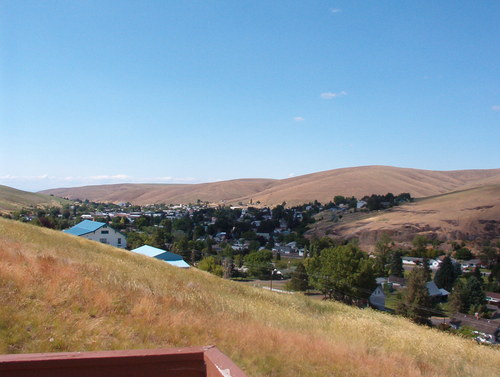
(63, 220, 106, 236)
(131, 245, 190, 268)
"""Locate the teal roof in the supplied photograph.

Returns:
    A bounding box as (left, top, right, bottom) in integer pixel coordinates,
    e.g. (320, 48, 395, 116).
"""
(63, 220, 106, 236)
(155, 250, 186, 262)
(162, 259, 190, 269)
(131, 245, 189, 268)
(131, 245, 165, 258)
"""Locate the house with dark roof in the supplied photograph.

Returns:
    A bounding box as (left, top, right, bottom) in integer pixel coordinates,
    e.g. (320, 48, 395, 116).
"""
(131, 245, 190, 268)
(63, 220, 126, 249)
(426, 281, 449, 302)
(369, 285, 386, 310)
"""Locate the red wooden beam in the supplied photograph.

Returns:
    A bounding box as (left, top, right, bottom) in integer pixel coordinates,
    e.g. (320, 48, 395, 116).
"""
(204, 347, 248, 377)
(0, 346, 247, 377)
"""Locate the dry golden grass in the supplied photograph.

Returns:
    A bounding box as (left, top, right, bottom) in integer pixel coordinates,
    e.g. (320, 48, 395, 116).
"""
(40, 166, 500, 206)
(1, 218, 499, 376)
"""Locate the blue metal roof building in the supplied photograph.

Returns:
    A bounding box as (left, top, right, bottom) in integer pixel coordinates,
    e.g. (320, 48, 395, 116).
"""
(131, 245, 190, 268)
(63, 220, 127, 249)
(63, 220, 106, 236)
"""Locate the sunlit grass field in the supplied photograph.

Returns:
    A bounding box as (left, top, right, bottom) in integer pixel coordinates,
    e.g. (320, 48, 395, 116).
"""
(0, 218, 498, 376)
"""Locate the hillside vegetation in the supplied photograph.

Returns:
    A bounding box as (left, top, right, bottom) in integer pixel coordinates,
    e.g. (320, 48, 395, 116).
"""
(308, 184, 500, 250)
(0, 218, 498, 377)
(40, 166, 500, 206)
(0, 185, 69, 214)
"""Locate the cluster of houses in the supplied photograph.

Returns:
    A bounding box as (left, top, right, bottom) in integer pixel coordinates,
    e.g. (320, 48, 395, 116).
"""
(369, 278, 450, 312)
(368, 263, 500, 344)
(79, 204, 192, 223)
(401, 256, 488, 272)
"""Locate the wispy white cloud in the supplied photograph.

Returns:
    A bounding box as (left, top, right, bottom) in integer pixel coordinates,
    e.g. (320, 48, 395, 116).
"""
(154, 176, 197, 183)
(293, 116, 305, 122)
(330, 8, 342, 13)
(288, 173, 296, 178)
(320, 91, 347, 99)
(88, 174, 132, 181)
(492, 105, 500, 111)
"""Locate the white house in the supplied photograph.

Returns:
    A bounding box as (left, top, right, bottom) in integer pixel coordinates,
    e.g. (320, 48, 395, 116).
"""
(63, 220, 126, 249)
(356, 200, 367, 209)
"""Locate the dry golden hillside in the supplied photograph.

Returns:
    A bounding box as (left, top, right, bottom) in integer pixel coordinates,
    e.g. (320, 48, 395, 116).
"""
(40, 166, 500, 206)
(307, 184, 500, 250)
(0, 185, 69, 214)
(0, 218, 499, 377)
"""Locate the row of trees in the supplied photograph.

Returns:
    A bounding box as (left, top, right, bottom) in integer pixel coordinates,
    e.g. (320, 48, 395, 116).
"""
(329, 193, 412, 211)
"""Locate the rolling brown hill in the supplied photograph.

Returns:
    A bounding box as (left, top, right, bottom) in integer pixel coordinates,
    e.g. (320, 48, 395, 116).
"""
(39, 166, 500, 206)
(307, 184, 500, 250)
(0, 185, 70, 214)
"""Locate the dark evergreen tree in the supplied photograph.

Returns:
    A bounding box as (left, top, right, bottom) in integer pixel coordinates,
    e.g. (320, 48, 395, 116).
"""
(373, 234, 393, 276)
(388, 251, 404, 278)
(465, 276, 486, 310)
(434, 256, 457, 292)
(288, 262, 309, 291)
(455, 247, 472, 260)
(422, 257, 432, 281)
(472, 267, 483, 287)
(449, 279, 469, 314)
(397, 266, 433, 325)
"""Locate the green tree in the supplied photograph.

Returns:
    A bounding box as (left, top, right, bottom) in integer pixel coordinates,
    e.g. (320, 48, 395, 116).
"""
(288, 262, 309, 291)
(307, 244, 376, 303)
(412, 235, 429, 256)
(244, 250, 273, 279)
(479, 244, 499, 267)
(465, 276, 486, 311)
(388, 251, 404, 278)
(422, 257, 432, 281)
(125, 232, 147, 250)
(333, 195, 346, 206)
(449, 279, 469, 313)
(309, 236, 336, 257)
(434, 256, 457, 292)
(373, 233, 393, 276)
(455, 247, 473, 260)
(172, 237, 190, 260)
(397, 266, 433, 325)
(486, 263, 500, 293)
(198, 256, 223, 277)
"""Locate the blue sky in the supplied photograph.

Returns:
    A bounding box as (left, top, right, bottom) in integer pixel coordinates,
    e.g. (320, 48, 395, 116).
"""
(1, 0, 499, 192)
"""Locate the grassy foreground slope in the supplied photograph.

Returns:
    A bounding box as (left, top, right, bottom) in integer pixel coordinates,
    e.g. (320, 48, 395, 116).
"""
(0, 219, 498, 377)
(0, 185, 69, 214)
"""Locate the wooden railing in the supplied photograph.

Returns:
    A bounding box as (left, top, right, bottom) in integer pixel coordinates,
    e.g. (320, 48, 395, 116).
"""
(0, 345, 247, 377)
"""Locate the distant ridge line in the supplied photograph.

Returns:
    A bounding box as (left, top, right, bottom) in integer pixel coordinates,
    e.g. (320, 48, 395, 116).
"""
(38, 166, 500, 206)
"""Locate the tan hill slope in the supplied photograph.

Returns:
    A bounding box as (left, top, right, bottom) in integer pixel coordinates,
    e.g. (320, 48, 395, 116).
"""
(307, 184, 500, 250)
(0, 218, 498, 377)
(39, 166, 500, 206)
(0, 185, 70, 214)
(40, 179, 276, 205)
